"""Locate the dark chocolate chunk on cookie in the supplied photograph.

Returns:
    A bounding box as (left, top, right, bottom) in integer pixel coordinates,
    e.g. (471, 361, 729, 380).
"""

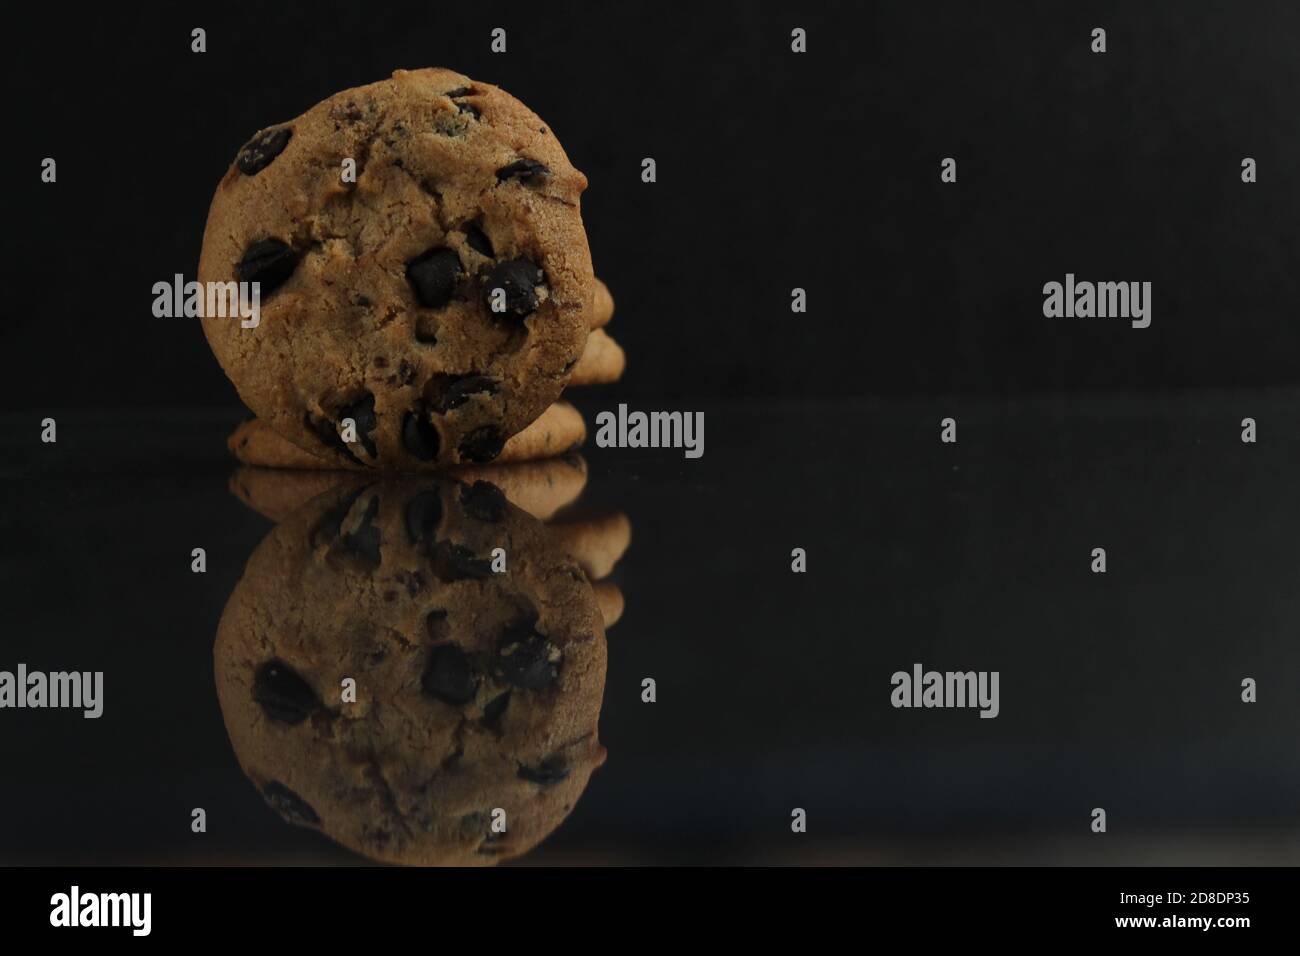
(406, 248, 463, 309)
(306, 411, 362, 464)
(262, 781, 321, 826)
(441, 88, 482, 121)
(485, 259, 543, 318)
(482, 690, 511, 726)
(464, 222, 494, 258)
(235, 239, 299, 296)
(518, 755, 570, 785)
(404, 489, 443, 543)
(460, 480, 507, 523)
(432, 541, 494, 581)
(459, 425, 506, 463)
(236, 127, 292, 175)
(496, 158, 550, 184)
(493, 626, 561, 690)
(253, 659, 320, 725)
(422, 644, 479, 704)
(339, 395, 378, 458)
(425, 608, 450, 641)
(437, 374, 499, 412)
(402, 407, 441, 461)
(341, 495, 381, 568)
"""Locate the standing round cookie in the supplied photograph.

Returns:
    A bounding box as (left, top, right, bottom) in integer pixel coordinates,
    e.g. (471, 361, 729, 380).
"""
(199, 68, 595, 467)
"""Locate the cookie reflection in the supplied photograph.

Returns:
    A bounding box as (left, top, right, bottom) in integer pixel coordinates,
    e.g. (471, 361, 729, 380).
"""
(216, 463, 629, 865)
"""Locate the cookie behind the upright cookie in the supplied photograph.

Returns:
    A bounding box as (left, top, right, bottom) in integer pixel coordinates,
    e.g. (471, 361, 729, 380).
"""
(229, 400, 589, 471)
(214, 478, 608, 865)
(199, 68, 595, 468)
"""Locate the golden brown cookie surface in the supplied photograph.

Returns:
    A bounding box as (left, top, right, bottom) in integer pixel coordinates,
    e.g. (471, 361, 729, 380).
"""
(200, 68, 594, 468)
(549, 510, 633, 580)
(568, 328, 625, 385)
(590, 278, 614, 329)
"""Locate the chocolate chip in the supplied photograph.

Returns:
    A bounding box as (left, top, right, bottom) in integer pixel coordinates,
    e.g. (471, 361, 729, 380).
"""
(425, 608, 449, 641)
(460, 480, 506, 523)
(459, 425, 505, 463)
(339, 394, 378, 458)
(414, 317, 438, 345)
(406, 248, 462, 309)
(305, 412, 360, 465)
(236, 238, 299, 296)
(432, 541, 494, 581)
(236, 127, 292, 175)
(443, 87, 481, 119)
(482, 691, 511, 727)
(518, 755, 570, 785)
(458, 812, 491, 845)
(402, 408, 441, 461)
(485, 259, 543, 317)
(405, 490, 443, 543)
(421, 644, 479, 705)
(493, 627, 562, 690)
(495, 158, 550, 184)
(464, 222, 494, 258)
(310, 488, 366, 546)
(437, 374, 498, 413)
(342, 496, 381, 568)
(253, 660, 320, 725)
(261, 781, 320, 826)
(397, 360, 418, 385)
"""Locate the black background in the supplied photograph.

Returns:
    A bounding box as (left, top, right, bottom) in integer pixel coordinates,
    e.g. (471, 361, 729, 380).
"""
(6, 0, 1299, 408)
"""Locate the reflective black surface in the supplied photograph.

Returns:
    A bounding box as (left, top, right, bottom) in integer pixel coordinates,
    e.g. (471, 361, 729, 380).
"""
(3, 391, 1298, 865)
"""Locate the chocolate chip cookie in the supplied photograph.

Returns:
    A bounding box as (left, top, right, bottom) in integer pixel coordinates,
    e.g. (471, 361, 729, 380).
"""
(548, 509, 633, 581)
(568, 328, 626, 386)
(199, 68, 596, 468)
(590, 278, 614, 329)
(229, 400, 588, 471)
(214, 477, 608, 865)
